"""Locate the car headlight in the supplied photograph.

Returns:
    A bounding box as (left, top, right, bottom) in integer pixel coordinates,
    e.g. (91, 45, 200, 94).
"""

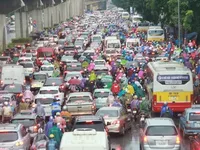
(16, 141, 23, 146)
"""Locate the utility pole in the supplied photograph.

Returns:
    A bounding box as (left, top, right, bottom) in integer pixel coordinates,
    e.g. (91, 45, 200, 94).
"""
(178, 0, 181, 48)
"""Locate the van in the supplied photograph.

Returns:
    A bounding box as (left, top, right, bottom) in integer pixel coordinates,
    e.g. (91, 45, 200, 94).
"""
(1, 65, 25, 86)
(60, 128, 110, 150)
(121, 12, 130, 20)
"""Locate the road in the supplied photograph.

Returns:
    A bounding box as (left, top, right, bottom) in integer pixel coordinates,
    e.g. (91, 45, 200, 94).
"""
(110, 119, 191, 150)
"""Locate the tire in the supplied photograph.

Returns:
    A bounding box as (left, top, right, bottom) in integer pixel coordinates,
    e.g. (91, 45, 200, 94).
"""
(120, 126, 125, 135)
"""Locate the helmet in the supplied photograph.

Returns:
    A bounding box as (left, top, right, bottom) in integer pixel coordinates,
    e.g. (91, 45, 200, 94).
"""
(4, 101, 8, 106)
(163, 102, 168, 106)
(49, 134, 54, 138)
(56, 112, 60, 116)
(38, 128, 43, 134)
(98, 76, 101, 79)
(62, 105, 67, 111)
(133, 95, 138, 99)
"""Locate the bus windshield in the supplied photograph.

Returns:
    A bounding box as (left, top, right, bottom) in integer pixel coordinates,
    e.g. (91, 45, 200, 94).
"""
(148, 30, 164, 36)
(156, 75, 190, 85)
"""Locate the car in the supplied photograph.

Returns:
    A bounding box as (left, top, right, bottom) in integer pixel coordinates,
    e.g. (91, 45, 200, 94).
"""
(20, 53, 33, 59)
(0, 56, 11, 65)
(64, 71, 83, 82)
(179, 105, 200, 138)
(93, 89, 112, 110)
(94, 59, 106, 67)
(65, 92, 95, 116)
(0, 123, 31, 150)
(82, 49, 96, 60)
(64, 62, 83, 75)
(72, 115, 107, 132)
(17, 56, 33, 64)
(140, 118, 180, 150)
(11, 110, 45, 138)
(31, 72, 47, 92)
(37, 86, 64, 105)
(0, 91, 18, 117)
(40, 64, 55, 77)
(95, 107, 132, 135)
(34, 94, 55, 117)
(60, 55, 78, 71)
(19, 61, 35, 78)
(44, 77, 63, 86)
(189, 133, 200, 150)
(94, 66, 109, 76)
(2, 84, 25, 101)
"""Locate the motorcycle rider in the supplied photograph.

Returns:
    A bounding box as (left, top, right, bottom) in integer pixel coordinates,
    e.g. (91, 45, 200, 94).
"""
(33, 101, 45, 120)
(130, 95, 140, 112)
(112, 97, 122, 107)
(126, 82, 135, 95)
(48, 134, 57, 150)
(54, 112, 66, 132)
(96, 76, 105, 88)
(89, 70, 97, 82)
(61, 106, 72, 131)
(45, 116, 54, 136)
(139, 97, 150, 115)
(160, 102, 173, 117)
(48, 122, 62, 147)
(111, 80, 120, 96)
(2, 101, 13, 123)
(51, 98, 61, 118)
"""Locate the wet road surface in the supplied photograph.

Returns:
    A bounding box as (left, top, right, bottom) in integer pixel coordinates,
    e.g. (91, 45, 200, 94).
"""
(110, 119, 190, 150)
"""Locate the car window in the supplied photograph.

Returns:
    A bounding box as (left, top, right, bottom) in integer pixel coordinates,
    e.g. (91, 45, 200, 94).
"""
(4, 85, 22, 93)
(12, 119, 35, 127)
(20, 63, 34, 68)
(0, 131, 18, 142)
(73, 121, 104, 131)
(68, 96, 92, 102)
(40, 66, 54, 71)
(189, 112, 200, 121)
(44, 79, 62, 86)
(33, 74, 46, 80)
(96, 109, 119, 117)
(35, 98, 54, 104)
(40, 90, 58, 94)
(146, 126, 178, 136)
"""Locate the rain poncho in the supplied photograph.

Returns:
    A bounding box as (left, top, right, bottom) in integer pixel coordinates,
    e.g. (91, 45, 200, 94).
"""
(135, 86, 145, 98)
(33, 101, 45, 118)
(45, 117, 54, 136)
(48, 125, 62, 146)
(160, 106, 173, 117)
(89, 72, 97, 81)
(126, 84, 135, 95)
(48, 139, 57, 150)
(52, 68, 60, 77)
(140, 99, 150, 113)
(88, 62, 95, 72)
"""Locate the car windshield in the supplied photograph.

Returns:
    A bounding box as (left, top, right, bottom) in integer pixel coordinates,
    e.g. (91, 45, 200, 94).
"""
(93, 37, 101, 41)
(40, 90, 58, 94)
(94, 70, 108, 75)
(11, 119, 35, 127)
(96, 110, 119, 117)
(189, 113, 200, 121)
(106, 50, 116, 54)
(83, 52, 94, 56)
(0, 132, 18, 142)
(44, 78, 62, 86)
(4, 85, 22, 93)
(65, 74, 81, 81)
(33, 74, 46, 80)
(38, 52, 52, 57)
(41, 66, 54, 71)
(73, 121, 104, 131)
(0, 97, 10, 104)
(107, 43, 120, 48)
(94, 92, 109, 98)
(68, 96, 92, 102)
(20, 63, 33, 68)
(35, 98, 54, 104)
(146, 126, 178, 136)
(18, 59, 31, 63)
(0, 57, 9, 61)
(95, 61, 105, 65)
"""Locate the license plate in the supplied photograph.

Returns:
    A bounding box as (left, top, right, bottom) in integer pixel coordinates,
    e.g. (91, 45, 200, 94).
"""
(169, 96, 177, 101)
(156, 140, 167, 145)
(133, 110, 137, 113)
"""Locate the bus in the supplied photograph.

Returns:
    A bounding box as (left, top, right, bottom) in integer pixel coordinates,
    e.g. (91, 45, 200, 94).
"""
(147, 26, 165, 41)
(146, 61, 193, 113)
(121, 12, 130, 20)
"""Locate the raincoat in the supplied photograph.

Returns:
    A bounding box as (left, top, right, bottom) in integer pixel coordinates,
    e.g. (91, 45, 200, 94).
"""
(111, 83, 120, 94)
(135, 86, 145, 98)
(48, 125, 62, 146)
(126, 84, 135, 95)
(89, 72, 97, 82)
(45, 117, 54, 136)
(52, 68, 60, 77)
(88, 62, 95, 72)
(48, 139, 57, 150)
(140, 99, 150, 113)
(138, 70, 144, 79)
(33, 101, 45, 119)
(160, 106, 173, 117)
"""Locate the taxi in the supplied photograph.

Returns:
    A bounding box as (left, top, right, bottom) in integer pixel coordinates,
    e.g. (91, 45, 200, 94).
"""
(40, 64, 55, 77)
(179, 105, 200, 138)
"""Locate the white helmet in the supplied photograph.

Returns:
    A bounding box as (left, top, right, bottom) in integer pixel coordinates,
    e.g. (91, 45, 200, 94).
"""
(62, 105, 67, 111)
(134, 95, 138, 99)
(4, 101, 8, 106)
(38, 128, 43, 134)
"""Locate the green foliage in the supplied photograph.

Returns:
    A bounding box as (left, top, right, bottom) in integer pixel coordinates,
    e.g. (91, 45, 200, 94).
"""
(183, 10, 193, 31)
(7, 43, 15, 49)
(11, 38, 32, 44)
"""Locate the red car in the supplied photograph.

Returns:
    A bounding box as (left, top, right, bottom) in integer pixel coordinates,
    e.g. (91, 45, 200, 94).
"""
(189, 134, 200, 150)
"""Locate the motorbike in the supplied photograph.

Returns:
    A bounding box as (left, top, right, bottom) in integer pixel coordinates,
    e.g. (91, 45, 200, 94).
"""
(132, 108, 139, 122)
(22, 90, 34, 103)
(31, 139, 48, 150)
(139, 111, 150, 128)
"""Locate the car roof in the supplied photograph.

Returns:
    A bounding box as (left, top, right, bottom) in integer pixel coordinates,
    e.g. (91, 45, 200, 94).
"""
(185, 105, 200, 113)
(46, 77, 63, 80)
(41, 64, 54, 67)
(35, 94, 55, 99)
(13, 111, 37, 119)
(33, 72, 47, 75)
(0, 124, 21, 131)
(19, 61, 34, 64)
(94, 66, 108, 69)
(40, 86, 59, 90)
(146, 118, 175, 126)
(66, 71, 82, 75)
(76, 115, 103, 122)
(98, 107, 121, 111)
(94, 89, 111, 92)
(69, 92, 91, 96)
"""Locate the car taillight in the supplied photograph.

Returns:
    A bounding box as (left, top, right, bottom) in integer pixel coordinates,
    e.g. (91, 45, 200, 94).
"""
(176, 136, 180, 144)
(17, 93, 23, 97)
(24, 80, 26, 84)
(0, 80, 3, 84)
(153, 95, 157, 105)
(112, 120, 120, 125)
(143, 136, 147, 143)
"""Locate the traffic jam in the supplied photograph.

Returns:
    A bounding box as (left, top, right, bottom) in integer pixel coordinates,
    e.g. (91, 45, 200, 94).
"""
(0, 7, 200, 150)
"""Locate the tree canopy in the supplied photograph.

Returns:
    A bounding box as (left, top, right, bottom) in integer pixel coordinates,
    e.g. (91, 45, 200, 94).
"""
(112, 0, 200, 42)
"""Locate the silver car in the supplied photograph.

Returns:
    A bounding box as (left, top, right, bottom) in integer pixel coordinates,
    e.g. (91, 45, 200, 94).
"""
(0, 124, 31, 150)
(140, 118, 181, 150)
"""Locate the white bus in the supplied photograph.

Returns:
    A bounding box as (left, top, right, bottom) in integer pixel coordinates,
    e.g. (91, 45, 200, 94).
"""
(121, 12, 130, 20)
(146, 61, 193, 113)
(147, 26, 165, 41)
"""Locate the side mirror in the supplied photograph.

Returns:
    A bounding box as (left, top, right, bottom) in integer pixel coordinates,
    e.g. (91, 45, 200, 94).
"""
(107, 122, 111, 126)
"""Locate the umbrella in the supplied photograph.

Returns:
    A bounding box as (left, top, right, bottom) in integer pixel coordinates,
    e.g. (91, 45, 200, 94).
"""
(68, 79, 81, 85)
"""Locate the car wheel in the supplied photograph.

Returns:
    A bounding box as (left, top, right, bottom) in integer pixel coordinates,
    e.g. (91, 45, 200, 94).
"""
(120, 126, 125, 135)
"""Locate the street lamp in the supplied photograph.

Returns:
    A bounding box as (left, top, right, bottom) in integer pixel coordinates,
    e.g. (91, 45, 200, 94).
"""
(178, 0, 181, 48)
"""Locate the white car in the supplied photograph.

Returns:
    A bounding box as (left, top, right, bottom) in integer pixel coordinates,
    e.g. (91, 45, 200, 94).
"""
(37, 86, 64, 105)
(40, 64, 55, 77)
(17, 57, 33, 64)
(94, 59, 106, 67)
(34, 94, 55, 117)
(64, 71, 83, 82)
(19, 61, 35, 77)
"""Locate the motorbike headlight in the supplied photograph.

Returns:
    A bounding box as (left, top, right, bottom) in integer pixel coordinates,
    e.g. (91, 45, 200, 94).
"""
(16, 141, 23, 146)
